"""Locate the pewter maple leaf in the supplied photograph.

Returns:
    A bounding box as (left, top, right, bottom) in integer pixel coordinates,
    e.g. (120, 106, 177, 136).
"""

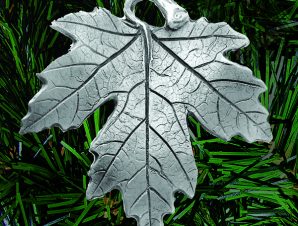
(20, 0, 272, 225)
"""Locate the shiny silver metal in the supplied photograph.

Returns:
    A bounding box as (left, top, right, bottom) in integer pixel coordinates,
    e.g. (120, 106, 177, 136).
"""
(20, 0, 272, 225)
(124, 0, 190, 30)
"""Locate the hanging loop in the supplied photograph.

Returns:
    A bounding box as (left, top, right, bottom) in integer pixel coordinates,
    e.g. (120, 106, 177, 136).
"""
(124, 0, 190, 29)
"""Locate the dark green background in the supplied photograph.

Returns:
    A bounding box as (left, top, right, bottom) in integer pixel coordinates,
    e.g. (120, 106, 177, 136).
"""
(0, 0, 297, 225)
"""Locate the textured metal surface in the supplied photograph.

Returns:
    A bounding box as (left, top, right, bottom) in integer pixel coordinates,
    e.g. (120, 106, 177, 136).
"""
(20, 0, 273, 225)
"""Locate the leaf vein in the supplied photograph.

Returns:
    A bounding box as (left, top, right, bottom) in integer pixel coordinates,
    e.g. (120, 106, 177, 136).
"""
(55, 20, 139, 36)
(152, 34, 268, 135)
(149, 126, 194, 193)
(23, 35, 140, 132)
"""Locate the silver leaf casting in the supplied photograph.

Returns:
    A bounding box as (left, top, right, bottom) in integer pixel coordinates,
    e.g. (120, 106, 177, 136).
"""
(20, 0, 273, 225)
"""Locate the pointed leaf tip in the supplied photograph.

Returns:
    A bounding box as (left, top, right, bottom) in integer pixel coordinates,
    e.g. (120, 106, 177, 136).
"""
(20, 3, 273, 225)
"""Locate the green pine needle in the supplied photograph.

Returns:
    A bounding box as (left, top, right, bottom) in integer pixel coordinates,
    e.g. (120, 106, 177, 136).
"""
(0, 0, 297, 225)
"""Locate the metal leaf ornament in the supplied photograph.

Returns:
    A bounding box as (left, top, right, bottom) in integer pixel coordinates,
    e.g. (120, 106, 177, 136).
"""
(20, 0, 273, 225)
